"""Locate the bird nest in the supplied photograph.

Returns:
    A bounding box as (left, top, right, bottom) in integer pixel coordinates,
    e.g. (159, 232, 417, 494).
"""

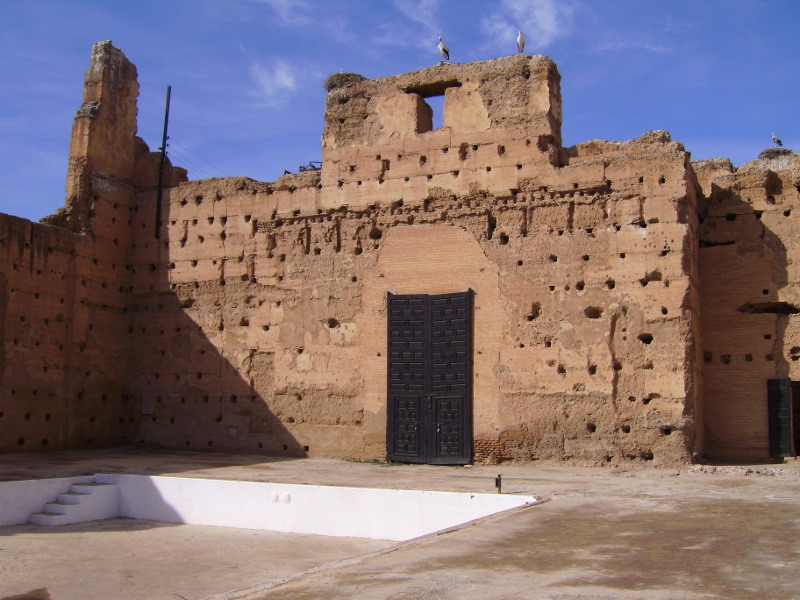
(324, 72, 366, 92)
(758, 147, 793, 160)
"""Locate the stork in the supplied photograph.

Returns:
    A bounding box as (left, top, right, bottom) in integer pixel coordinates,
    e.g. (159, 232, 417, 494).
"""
(517, 30, 525, 53)
(772, 132, 783, 147)
(437, 36, 449, 61)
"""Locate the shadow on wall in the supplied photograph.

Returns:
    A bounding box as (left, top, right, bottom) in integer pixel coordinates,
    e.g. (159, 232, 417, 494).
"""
(699, 170, 796, 460)
(1, 588, 53, 600)
(124, 187, 307, 459)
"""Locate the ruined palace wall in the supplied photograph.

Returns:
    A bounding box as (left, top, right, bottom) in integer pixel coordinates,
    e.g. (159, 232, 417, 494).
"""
(125, 177, 326, 455)
(0, 41, 181, 453)
(0, 216, 77, 451)
(121, 55, 703, 465)
(3, 44, 712, 464)
(0, 204, 134, 452)
(125, 129, 701, 465)
(0, 154, 173, 453)
(697, 154, 800, 460)
(319, 55, 562, 212)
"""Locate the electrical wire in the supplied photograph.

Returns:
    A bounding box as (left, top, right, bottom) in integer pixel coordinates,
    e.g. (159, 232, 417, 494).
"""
(169, 139, 231, 178)
(166, 148, 217, 180)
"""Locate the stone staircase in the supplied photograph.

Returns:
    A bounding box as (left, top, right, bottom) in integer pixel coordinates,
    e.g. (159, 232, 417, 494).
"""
(29, 480, 119, 526)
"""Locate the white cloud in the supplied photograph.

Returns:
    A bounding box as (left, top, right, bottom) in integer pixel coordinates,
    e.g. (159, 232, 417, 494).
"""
(394, 0, 440, 31)
(392, 0, 442, 48)
(248, 59, 298, 107)
(482, 0, 575, 51)
(249, 0, 313, 27)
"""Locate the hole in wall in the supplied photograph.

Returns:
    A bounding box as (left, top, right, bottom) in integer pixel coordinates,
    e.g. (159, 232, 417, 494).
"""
(638, 333, 653, 344)
(526, 302, 541, 320)
(639, 270, 662, 287)
(584, 306, 603, 319)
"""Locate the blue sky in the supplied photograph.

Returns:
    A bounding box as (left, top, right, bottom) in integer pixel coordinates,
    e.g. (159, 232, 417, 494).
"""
(1, 0, 798, 222)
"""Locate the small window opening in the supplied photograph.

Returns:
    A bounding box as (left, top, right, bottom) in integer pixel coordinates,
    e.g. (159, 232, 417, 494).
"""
(405, 80, 462, 133)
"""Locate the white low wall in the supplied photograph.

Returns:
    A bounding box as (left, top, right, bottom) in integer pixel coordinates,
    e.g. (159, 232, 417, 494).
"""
(96, 474, 535, 541)
(0, 476, 95, 525)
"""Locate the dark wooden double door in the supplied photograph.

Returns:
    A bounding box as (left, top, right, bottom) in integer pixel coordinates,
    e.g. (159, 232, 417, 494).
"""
(768, 379, 799, 457)
(386, 291, 473, 465)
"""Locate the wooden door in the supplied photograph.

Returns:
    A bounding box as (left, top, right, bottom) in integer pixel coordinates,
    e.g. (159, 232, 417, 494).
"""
(386, 291, 472, 464)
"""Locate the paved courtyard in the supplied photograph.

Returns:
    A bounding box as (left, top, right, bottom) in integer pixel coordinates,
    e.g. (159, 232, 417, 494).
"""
(0, 449, 798, 600)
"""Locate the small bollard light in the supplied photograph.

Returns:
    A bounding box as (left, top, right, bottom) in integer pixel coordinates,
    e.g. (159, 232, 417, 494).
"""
(495, 473, 502, 494)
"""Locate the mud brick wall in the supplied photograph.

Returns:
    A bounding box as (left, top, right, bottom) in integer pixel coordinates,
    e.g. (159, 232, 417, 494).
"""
(0, 203, 135, 452)
(3, 42, 798, 464)
(126, 128, 702, 466)
(0, 42, 183, 452)
(696, 154, 800, 460)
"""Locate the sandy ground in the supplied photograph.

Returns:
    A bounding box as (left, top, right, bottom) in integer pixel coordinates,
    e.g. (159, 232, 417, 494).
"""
(0, 449, 798, 600)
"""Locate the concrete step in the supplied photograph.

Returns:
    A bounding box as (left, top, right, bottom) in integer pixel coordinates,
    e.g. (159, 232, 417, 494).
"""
(71, 482, 116, 493)
(30, 512, 70, 526)
(42, 502, 79, 516)
(29, 479, 119, 526)
(57, 492, 89, 505)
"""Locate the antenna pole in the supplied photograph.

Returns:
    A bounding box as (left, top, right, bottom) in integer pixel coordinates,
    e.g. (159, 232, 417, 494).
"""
(155, 85, 172, 239)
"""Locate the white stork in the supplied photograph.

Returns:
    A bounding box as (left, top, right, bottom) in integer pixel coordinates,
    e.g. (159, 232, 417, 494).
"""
(772, 132, 783, 147)
(437, 36, 449, 61)
(517, 31, 525, 53)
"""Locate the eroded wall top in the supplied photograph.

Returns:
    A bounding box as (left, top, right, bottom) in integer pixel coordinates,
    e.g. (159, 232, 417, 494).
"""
(323, 55, 561, 151)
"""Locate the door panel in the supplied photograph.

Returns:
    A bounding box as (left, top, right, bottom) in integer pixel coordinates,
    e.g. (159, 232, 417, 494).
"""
(387, 291, 473, 465)
(768, 378, 794, 458)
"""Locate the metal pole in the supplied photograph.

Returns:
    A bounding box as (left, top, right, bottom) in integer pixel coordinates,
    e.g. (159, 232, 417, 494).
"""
(155, 85, 171, 239)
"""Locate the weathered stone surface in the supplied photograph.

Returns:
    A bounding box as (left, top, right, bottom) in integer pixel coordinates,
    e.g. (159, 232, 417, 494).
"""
(1, 42, 798, 464)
